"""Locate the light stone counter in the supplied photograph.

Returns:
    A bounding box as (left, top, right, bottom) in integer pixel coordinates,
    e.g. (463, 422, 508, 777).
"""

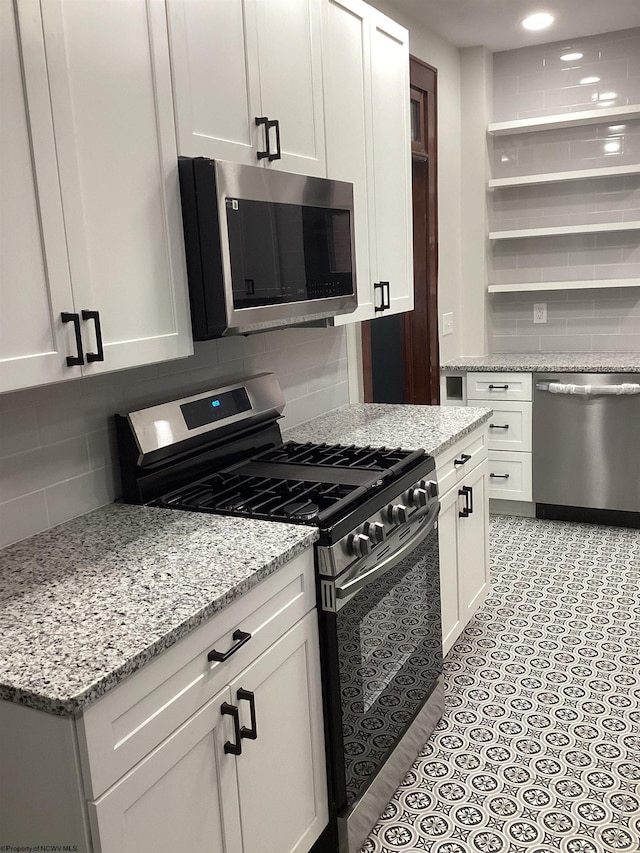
(285, 403, 492, 457)
(441, 353, 640, 373)
(0, 505, 317, 715)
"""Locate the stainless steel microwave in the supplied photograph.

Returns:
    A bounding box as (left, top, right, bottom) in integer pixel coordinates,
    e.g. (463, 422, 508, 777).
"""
(178, 158, 357, 338)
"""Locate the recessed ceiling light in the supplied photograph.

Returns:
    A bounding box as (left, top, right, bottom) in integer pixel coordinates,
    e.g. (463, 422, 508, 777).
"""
(600, 92, 617, 100)
(522, 12, 555, 31)
(608, 125, 626, 131)
(598, 101, 615, 108)
(604, 140, 621, 153)
(580, 76, 600, 85)
(560, 51, 583, 61)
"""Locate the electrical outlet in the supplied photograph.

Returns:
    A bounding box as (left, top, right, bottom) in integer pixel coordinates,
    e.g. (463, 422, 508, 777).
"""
(533, 303, 547, 324)
(442, 312, 454, 336)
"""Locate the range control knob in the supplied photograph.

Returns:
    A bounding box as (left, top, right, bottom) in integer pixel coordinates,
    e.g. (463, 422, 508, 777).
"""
(364, 521, 386, 544)
(408, 487, 429, 507)
(387, 503, 409, 525)
(422, 480, 438, 499)
(347, 533, 372, 558)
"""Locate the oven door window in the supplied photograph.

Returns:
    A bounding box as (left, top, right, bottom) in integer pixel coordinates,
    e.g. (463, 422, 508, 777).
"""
(336, 527, 442, 805)
(226, 199, 353, 308)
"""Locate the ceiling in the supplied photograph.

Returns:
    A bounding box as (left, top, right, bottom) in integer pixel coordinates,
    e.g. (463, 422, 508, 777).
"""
(395, 0, 640, 51)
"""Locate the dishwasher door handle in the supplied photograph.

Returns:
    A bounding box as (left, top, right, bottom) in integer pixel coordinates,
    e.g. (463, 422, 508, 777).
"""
(536, 382, 640, 396)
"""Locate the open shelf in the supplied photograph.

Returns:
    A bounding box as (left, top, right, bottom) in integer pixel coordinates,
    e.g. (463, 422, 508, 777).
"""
(488, 278, 640, 294)
(488, 103, 640, 136)
(489, 220, 640, 240)
(489, 163, 640, 189)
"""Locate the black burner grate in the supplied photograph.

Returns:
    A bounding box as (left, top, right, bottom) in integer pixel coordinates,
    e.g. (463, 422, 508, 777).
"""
(154, 471, 365, 525)
(255, 441, 422, 472)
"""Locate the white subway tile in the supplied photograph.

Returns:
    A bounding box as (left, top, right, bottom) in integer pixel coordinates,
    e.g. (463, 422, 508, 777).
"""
(0, 491, 49, 548)
(539, 335, 593, 352)
(0, 408, 39, 458)
(0, 437, 90, 503)
(492, 335, 541, 353)
(45, 467, 118, 529)
(591, 333, 640, 352)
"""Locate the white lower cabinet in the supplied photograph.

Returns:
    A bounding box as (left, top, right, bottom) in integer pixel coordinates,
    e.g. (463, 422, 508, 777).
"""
(0, 553, 327, 853)
(90, 613, 326, 853)
(435, 428, 490, 656)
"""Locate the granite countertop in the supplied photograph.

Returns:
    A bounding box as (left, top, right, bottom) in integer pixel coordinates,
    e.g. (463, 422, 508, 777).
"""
(441, 353, 640, 373)
(285, 403, 492, 457)
(0, 505, 317, 716)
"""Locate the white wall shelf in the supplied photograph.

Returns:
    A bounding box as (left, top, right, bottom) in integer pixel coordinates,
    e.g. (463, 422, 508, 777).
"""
(489, 164, 640, 189)
(488, 103, 640, 136)
(488, 278, 640, 294)
(490, 220, 640, 240)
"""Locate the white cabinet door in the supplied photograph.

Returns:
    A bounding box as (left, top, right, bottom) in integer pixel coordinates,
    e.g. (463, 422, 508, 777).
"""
(41, 0, 192, 376)
(458, 458, 490, 620)
(168, 0, 325, 177)
(368, 8, 413, 316)
(230, 612, 328, 853)
(438, 485, 463, 657)
(255, 0, 326, 177)
(323, 0, 375, 324)
(90, 686, 243, 853)
(0, 0, 80, 393)
(167, 0, 262, 164)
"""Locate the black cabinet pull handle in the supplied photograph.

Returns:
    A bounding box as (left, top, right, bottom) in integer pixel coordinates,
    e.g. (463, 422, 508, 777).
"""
(237, 688, 258, 740)
(488, 384, 509, 390)
(61, 312, 84, 366)
(453, 453, 471, 466)
(489, 423, 509, 430)
(221, 703, 242, 755)
(82, 310, 104, 362)
(381, 281, 390, 310)
(373, 282, 384, 313)
(255, 116, 270, 160)
(490, 473, 510, 479)
(462, 484, 473, 514)
(268, 118, 281, 161)
(208, 629, 252, 662)
(458, 488, 470, 518)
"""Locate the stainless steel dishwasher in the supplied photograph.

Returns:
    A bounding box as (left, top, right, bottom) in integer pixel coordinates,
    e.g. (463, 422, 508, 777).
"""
(533, 372, 640, 526)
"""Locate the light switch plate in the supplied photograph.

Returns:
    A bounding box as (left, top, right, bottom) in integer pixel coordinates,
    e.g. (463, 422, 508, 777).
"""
(442, 312, 454, 336)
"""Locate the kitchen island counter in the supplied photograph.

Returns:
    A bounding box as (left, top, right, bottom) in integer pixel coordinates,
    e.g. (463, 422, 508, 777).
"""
(0, 505, 317, 715)
(285, 403, 492, 456)
(441, 352, 640, 373)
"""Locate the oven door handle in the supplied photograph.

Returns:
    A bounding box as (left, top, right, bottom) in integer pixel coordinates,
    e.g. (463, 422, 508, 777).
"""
(334, 504, 440, 601)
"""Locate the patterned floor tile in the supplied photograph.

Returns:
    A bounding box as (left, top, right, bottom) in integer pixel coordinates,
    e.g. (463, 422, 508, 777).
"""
(359, 515, 640, 853)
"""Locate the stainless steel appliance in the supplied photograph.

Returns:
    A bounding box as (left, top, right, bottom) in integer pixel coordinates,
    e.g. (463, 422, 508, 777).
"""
(534, 372, 640, 526)
(116, 373, 443, 853)
(178, 158, 357, 338)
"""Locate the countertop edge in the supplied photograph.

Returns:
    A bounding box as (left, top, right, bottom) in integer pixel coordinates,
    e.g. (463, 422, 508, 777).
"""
(0, 529, 317, 717)
(427, 409, 493, 457)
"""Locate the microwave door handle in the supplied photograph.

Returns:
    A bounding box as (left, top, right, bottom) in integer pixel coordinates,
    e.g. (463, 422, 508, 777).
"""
(334, 504, 440, 604)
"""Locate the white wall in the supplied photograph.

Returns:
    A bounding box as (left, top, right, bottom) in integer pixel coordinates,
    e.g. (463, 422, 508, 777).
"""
(368, 0, 464, 364)
(0, 327, 348, 548)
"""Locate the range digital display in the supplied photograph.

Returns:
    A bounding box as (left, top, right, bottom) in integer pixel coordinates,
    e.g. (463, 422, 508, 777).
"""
(181, 387, 251, 430)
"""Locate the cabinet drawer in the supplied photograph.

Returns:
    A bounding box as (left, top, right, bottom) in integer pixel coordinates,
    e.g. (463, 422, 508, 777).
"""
(487, 451, 532, 501)
(467, 372, 532, 402)
(435, 427, 488, 497)
(468, 400, 532, 452)
(78, 550, 315, 799)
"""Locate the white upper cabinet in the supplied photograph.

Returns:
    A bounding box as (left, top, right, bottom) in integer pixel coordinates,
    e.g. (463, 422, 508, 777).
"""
(323, 1, 413, 323)
(368, 9, 413, 315)
(2, 0, 192, 393)
(40, 0, 192, 376)
(0, 0, 80, 393)
(168, 0, 326, 177)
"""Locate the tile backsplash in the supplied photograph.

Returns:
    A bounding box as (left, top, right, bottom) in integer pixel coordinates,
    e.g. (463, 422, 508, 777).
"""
(490, 28, 640, 352)
(491, 288, 640, 353)
(0, 326, 348, 548)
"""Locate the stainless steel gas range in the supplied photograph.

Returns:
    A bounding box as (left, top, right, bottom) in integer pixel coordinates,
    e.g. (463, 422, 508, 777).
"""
(116, 373, 444, 853)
